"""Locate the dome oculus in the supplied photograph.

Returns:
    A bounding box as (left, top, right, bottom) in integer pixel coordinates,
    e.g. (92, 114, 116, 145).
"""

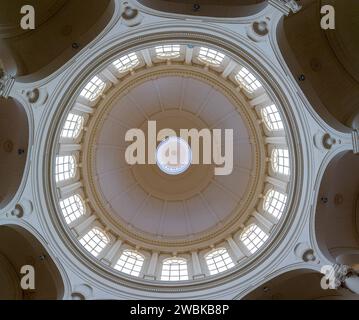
(156, 136, 192, 175)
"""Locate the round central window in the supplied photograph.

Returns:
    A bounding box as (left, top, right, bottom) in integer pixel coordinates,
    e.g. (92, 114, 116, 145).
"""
(156, 136, 192, 175)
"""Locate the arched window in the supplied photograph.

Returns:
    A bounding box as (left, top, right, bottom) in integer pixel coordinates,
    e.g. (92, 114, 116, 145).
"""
(205, 248, 235, 275)
(59, 194, 85, 224)
(155, 44, 181, 59)
(80, 75, 105, 101)
(55, 155, 76, 182)
(272, 148, 290, 175)
(114, 250, 144, 277)
(261, 104, 284, 131)
(61, 113, 84, 139)
(264, 189, 287, 219)
(161, 258, 188, 281)
(240, 224, 268, 254)
(79, 228, 109, 257)
(113, 52, 139, 73)
(235, 67, 262, 93)
(198, 47, 225, 66)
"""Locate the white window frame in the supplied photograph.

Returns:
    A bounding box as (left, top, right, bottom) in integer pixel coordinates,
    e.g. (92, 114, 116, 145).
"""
(80, 75, 106, 101)
(261, 104, 284, 131)
(79, 228, 109, 257)
(61, 113, 84, 139)
(271, 148, 290, 176)
(235, 67, 262, 93)
(112, 52, 140, 73)
(59, 194, 85, 224)
(205, 248, 235, 275)
(161, 258, 189, 281)
(114, 250, 145, 277)
(197, 47, 225, 66)
(263, 189, 287, 219)
(55, 155, 76, 182)
(155, 44, 181, 59)
(240, 224, 268, 254)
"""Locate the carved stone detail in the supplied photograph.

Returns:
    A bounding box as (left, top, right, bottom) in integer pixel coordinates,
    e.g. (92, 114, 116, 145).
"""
(0, 68, 15, 98)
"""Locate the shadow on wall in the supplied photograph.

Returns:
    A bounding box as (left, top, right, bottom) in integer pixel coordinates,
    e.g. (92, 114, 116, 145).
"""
(276, 0, 359, 131)
(0, 97, 28, 209)
(242, 269, 354, 300)
(136, 0, 267, 17)
(0, 0, 115, 82)
(315, 151, 359, 267)
(0, 225, 64, 300)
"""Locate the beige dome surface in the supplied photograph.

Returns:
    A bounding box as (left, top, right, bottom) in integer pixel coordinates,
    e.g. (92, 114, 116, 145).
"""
(85, 71, 260, 243)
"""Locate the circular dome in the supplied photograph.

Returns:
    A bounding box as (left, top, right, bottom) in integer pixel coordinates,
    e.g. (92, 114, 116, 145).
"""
(50, 39, 295, 285)
(156, 136, 192, 175)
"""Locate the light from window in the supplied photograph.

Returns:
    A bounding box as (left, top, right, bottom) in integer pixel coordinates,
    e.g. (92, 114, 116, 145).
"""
(79, 228, 109, 257)
(264, 189, 287, 219)
(155, 44, 181, 59)
(59, 194, 85, 224)
(240, 224, 268, 254)
(55, 155, 76, 182)
(161, 258, 188, 281)
(272, 148, 290, 175)
(80, 76, 105, 101)
(114, 250, 144, 277)
(198, 47, 225, 66)
(205, 248, 235, 275)
(261, 104, 284, 131)
(113, 52, 139, 73)
(235, 67, 262, 93)
(61, 113, 84, 139)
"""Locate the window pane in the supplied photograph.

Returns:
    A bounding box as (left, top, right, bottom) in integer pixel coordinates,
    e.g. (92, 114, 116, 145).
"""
(264, 189, 287, 219)
(61, 113, 84, 139)
(161, 258, 188, 281)
(272, 148, 290, 175)
(55, 155, 76, 182)
(205, 248, 235, 275)
(240, 225, 268, 254)
(113, 52, 140, 73)
(79, 228, 109, 257)
(59, 194, 85, 224)
(261, 104, 284, 131)
(80, 76, 105, 101)
(198, 47, 225, 66)
(155, 44, 181, 59)
(235, 67, 262, 93)
(114, 250, 144, 277)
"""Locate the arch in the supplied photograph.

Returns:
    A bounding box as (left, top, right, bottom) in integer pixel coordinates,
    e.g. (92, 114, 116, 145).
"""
(0, 0, 115, 81)
(315, 151, 359, 265)
(136, 0, 268, 18)
(242, 269, 352, 300)
(0, 225, 65, 300)
(276, 0, 359, 130)
(0, 97, 29, 209)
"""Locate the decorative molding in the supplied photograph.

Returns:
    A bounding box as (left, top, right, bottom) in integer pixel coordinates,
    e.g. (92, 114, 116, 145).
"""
(0, 69, 15, 98)
(352, 130, 359, 154)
